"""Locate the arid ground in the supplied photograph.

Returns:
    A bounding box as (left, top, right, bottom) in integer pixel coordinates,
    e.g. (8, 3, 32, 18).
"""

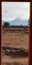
(1, 27, 29, 65)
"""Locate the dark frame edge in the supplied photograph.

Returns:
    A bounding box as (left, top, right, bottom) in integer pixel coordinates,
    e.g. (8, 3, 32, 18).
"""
(0, 1, 32, 65)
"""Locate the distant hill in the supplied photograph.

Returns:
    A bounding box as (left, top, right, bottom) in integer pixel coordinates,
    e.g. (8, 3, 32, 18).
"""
(2, 18, 29, 26)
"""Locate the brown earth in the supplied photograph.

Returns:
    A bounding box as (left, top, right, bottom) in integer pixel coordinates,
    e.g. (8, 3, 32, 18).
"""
(1, 27, 29, 65)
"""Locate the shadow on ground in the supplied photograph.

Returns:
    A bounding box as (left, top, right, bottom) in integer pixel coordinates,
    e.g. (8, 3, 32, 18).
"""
(2, 47, 28, 58)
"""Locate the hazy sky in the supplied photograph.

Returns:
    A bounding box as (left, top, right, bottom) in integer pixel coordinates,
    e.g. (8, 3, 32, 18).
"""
(2, 2, 30, 21)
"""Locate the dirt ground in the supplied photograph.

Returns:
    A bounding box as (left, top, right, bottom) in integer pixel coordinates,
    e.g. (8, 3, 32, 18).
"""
(1, 27, 29, 65)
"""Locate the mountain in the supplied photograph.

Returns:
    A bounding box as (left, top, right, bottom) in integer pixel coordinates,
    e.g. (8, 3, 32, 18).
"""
(2, 18, 28, 26)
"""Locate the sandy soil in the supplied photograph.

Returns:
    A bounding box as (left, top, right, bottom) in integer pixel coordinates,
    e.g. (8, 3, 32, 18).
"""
(1, 27, 29, 65)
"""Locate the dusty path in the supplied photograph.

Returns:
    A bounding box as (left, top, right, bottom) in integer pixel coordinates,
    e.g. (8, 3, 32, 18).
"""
(1, 27, 29, 65)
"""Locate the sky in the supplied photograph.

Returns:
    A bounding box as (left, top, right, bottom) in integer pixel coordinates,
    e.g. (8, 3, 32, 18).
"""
(2, 2, 30, 25)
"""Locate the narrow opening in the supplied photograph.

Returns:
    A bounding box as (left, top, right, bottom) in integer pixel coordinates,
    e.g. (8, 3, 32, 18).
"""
(1, 2, 30, 65)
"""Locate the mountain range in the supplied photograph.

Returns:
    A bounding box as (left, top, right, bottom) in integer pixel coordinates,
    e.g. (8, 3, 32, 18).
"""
(2, 18, 29, 26)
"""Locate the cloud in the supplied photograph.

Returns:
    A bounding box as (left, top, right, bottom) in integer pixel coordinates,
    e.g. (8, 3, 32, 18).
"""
(2, 2, 30, 21)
